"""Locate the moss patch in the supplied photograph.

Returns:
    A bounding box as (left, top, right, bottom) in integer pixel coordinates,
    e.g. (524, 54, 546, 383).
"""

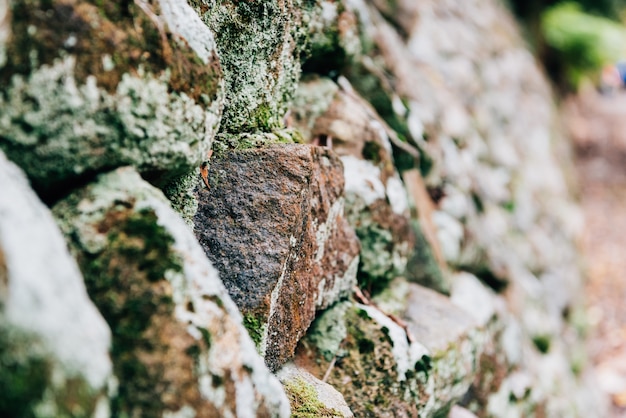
(532, 334, 551, 354)
(211, 129, 304, 157)
(71, 206, 211, 417)
(191, 0, 305, 133)
(2, 0, 221, 104)
(243, 312, 267, 350)
(0, 326, 52, 418)
(284, 377, 342, 418)
(317, 307, 419, 417)
(0, 324, 102, 418)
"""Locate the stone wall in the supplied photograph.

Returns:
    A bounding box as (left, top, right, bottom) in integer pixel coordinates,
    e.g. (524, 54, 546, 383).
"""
(0, 0, 607, 416)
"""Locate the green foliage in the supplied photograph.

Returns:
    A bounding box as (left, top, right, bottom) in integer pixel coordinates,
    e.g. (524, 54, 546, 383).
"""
(541, 2, 626, 87)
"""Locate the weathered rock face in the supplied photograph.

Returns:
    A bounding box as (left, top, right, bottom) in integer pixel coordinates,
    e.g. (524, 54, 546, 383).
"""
(52, 167, 290, 418)
(0, 150, 112, 417)
(295, 278, 487, 417)
(191, 0, 305, 134)
(291, 77, 416, 294)
(193, 144, 359, 371)
(0, 0, 223, 198)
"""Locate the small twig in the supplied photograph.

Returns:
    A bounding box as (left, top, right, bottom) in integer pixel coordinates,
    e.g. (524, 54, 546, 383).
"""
(322, 355, 337, 383)
(353, 286, 371, 305)
(200, 150, 213, 190)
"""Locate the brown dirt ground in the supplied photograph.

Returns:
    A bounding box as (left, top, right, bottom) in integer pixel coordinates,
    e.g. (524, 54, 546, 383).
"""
(563, 85, 626, 417)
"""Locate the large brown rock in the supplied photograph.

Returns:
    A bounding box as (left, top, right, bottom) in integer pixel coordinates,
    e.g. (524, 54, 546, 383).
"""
(193, 144, 360, 371)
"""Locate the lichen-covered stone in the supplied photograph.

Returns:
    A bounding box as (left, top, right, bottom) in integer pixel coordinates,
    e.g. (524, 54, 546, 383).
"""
(52, 167, 290, 418)
(0, 150, 112, 417)
(191, 0, 307, 134)
(193, 143, 360, 371)
(295, 280, 487, 417)
(291, 76, 414, 293)
(300, 0, 363, 76)
(0, 0, 223, 197)
(277, 362, 354, 418)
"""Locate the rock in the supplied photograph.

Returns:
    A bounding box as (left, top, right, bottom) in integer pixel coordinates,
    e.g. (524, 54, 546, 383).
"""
(192, 0, 305, 134)
(193, 143, 359, 371)
(0, 0, 223, 197)
(0, 150, 112, 416)
(277, 362, 354, 418)
(405, 219, 449, 294)
(52, 167, 290, 418)
(291, 76, 415, 293)
(296, 279, 488, 417)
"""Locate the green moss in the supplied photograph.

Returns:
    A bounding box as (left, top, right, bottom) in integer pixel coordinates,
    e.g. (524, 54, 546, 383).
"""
(75, 207, 185, 416)
(211, 129, 303, 157)
(406, 220, 448, 294)
(301, 25, 347, 76)
(0, 326, 51, 418)
(0, 325, 101, 417)
(162, 171, 200, 227)
(414, 355, 433, 379)
(355, 223, 397, 294)
(313, 306, 419, 417)
(283, 377, 342, 418)
(503, 200, 516, 212)
(192, 0, 304, 134)
(243, 312, 266, 349)
(532, 335, 551, 354)
(2, 0, 222, 103)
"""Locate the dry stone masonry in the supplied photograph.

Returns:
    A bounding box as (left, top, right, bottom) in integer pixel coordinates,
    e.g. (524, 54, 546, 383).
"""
(0, 0, 607, 417)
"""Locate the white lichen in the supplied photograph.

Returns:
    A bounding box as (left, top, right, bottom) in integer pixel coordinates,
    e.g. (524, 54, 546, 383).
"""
(0, 151, 112, 390)
(0, 56, 221, 187)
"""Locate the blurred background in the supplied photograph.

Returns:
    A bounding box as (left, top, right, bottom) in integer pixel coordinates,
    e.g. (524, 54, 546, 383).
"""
(508, 1, 626, 415)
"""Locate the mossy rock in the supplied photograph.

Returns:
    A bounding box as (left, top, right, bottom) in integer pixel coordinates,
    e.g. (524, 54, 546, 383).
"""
(0, 0, 223, 199)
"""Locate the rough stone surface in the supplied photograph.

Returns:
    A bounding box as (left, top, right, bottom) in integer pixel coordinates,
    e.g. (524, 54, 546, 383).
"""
(295, 279, 487, 417)
(53, 167, 290, 418)
(192, 0, 306, 134)
(277, 362, 354, 417)
(0, 150, 112, 417)
(193, 143, 359, 371)
(291, 76, 415, 293)
(0, 0, 223, 197)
